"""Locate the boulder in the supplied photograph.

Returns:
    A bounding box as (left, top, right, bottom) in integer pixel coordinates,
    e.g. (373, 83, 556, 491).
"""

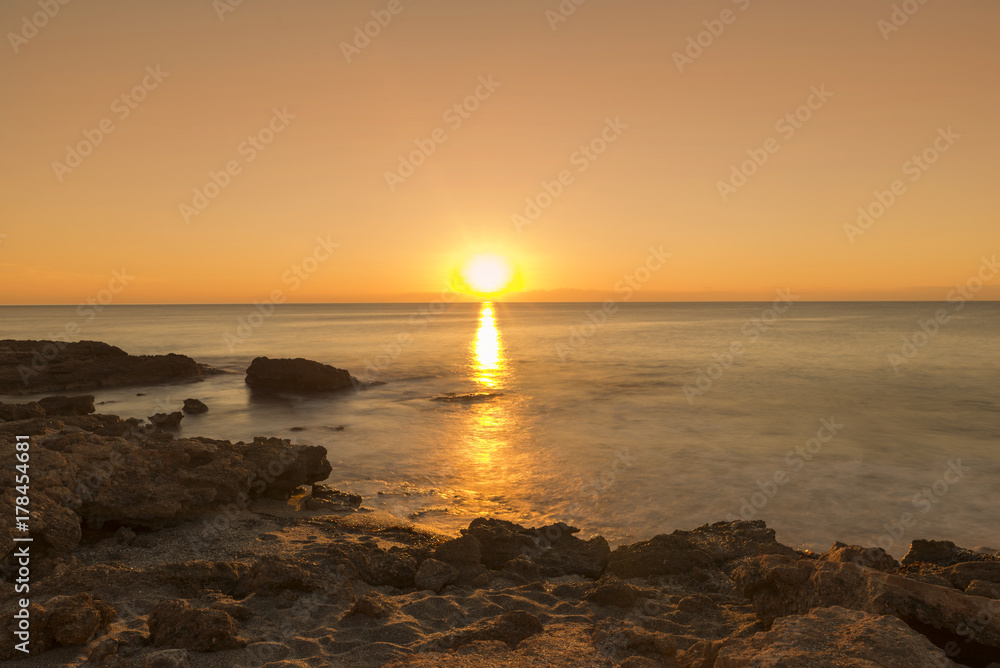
(461, 518, 609, 578)
(0, 340, 207, 395)
(0, 594, 115, 660)
(149, 412, 184, 430)
(715, 606, 957, 667)
(903, 539, 996, 567)
(607, 534, 715, 579)
(148, 599, 247, 652)
(37, 395, 96, 417)
(0, 401, 45, 421)
(731, 553, 1000, 657)
(182, 398, 208, 414)
(432, 534, 482, 566)
(820, 542, 898, 572)
(1, 424, 333, 561)
(309, 483, 361, 508)
(245, 357, 358, 393)
(671, 520, 800, 569)
(243, 437, 332, 499)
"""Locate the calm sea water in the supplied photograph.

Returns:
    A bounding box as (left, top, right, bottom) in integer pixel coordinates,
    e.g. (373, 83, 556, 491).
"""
(2, 302, 998, 556)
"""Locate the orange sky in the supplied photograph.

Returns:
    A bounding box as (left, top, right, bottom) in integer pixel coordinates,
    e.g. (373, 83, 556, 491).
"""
(1, 0, 998, 304)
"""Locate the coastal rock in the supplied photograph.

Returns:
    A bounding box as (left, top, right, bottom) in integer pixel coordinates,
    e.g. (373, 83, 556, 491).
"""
(941, 561, 1000, 590)
(586, 579, 638, 608)
(329, 543, 419, 589)
(0, 400, 45, 421)
(0, 417, 48, 436)
(966, 580, 1000, 599)
(460, 518, 609, 578)
(182, 398, 209, 414)
(1, 422, 333, 562)
(415, 558, 458, 593)
(148, 599, 247, 652)
(533, 523, 611, 579)
(606, 534, 715, 579)
(244, 437, 332, 499)
(0, 340, 207, 396)
(902, 539, 996, 567)
(149, 412, 184, 430)
(731, 553, 1000, 657)
(820, 541, 898, 572)
(671, 520, 800, 569)
(714, 606, 957, 667)
(37, 395, 96, 416)
(245, 357, 358, 393)
(309, 483, 362, 508)
(0, 594, 115, 660)
(432, 534, 482, 566)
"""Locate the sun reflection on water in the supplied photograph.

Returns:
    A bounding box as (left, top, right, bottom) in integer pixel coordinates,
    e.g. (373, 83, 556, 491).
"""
(474, 302, 503, 388)
(467, 302, 508, 468)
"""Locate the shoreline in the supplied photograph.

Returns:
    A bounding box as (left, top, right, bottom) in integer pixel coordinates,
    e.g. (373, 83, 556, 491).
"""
(1, 341, 999, 666)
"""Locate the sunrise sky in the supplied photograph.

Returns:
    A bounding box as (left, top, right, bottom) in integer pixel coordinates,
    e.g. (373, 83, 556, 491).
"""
(1, 0, 998, 304)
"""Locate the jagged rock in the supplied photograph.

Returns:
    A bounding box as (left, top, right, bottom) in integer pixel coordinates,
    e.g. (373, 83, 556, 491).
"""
(149, 412, 184, 430)
(309, 484, 361, 508)
(607, 534, 715, 579)
(965, 580, 1000, 599)
(941, 561, 1000, 590)
(671, 520, 800, 569)
(415, 558, 458, 593)
(0, 417, 48, 436)
(244, 437, 332, 499)
(433, 534, 482, 566)
(0, 401, 45, 421)
(343, 592, 398, 620)
(715, 606, 957, 667)
(903, 539, 997, 567)
(245, 357, 358, 393)
(182, 398, 208, 414)
(148, 599, 247, 652)
(820, 542, 899, 572)
(0, 340, 208, 396)
(0, 593, 115, 659)
(461, 519, 610, 578)
(37, 395, 95, 416)
(731, 554, 1000, 655)
(1, 426, 332, 562)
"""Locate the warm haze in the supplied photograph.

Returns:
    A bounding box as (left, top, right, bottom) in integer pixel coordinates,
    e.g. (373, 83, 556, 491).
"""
(1, 0, 998, 304)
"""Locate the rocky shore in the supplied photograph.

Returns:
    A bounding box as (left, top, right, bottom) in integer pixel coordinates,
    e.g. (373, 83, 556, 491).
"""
(0, 343, 998, 667)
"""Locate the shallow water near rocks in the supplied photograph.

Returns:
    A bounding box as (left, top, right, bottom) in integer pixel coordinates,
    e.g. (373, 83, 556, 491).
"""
(2, 301, 998, 556)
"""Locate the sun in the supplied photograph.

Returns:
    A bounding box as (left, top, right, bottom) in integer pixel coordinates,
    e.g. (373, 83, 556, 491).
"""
(457, 255, 516, 296)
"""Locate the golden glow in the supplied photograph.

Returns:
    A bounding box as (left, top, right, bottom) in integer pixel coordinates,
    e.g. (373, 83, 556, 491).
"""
(473, 302, 503, 388)
(3, 3, 997, 304)
(457, 256, 516, 297)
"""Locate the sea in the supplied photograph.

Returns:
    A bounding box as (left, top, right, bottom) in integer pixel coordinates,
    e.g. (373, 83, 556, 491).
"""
(2, 301, 998, 557)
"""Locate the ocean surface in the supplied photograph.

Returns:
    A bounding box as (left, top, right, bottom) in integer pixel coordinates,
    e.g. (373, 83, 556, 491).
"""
(2, 302, 998, 557)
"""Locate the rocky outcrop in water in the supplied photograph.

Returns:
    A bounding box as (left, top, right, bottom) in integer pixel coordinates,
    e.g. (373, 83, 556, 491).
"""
(0, 340, 210, 395)
(245, 356, 359, 393)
